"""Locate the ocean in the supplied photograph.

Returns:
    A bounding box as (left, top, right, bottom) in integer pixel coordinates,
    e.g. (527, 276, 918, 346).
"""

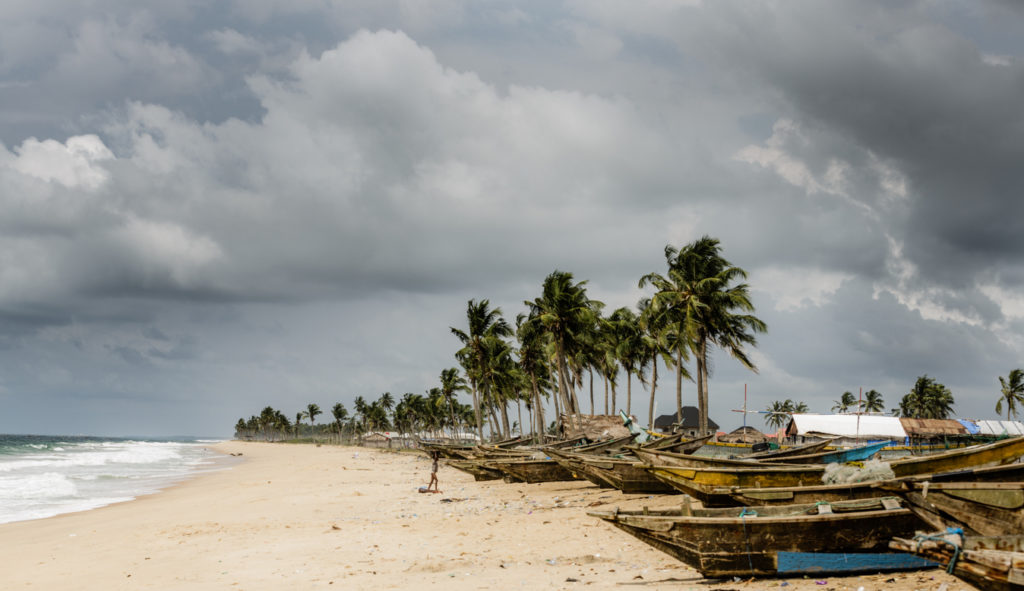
(0, 434, 228, 525)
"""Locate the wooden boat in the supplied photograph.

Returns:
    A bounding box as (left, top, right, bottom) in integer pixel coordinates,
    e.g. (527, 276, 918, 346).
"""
(485, 458, 583, 484)
(577, 457, 678, 494)
(887, 436, 1024, 478)
(545, 449, 616, 488)
(446, 459, 513, 482)
(589, 497, 937, 577)
(646, 436, 1024, 506)
(878, 480, 1024, 536)
(640, 433, 713, 454)
(746, 438, 833, 460)
(767, 441, 891, 465)
(557, 434, 636, 455)
(891, 531, 1024, 591)
(730, 461, 1024, 507)
(632, 447, 794, 470)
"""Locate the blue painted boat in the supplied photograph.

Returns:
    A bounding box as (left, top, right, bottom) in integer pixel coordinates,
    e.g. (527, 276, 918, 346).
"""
(589, 496, 938, 577)
(770, 441, 891, 464)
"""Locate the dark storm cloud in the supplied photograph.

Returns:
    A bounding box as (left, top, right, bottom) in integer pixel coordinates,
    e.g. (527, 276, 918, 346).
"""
(1, 1, 1022, 436)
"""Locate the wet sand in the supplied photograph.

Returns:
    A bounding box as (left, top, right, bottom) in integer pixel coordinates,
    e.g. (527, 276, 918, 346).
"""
(0, 441, 972, 590)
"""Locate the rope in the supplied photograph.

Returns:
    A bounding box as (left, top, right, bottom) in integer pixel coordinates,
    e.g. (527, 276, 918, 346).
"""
(913, 528, 964, 574)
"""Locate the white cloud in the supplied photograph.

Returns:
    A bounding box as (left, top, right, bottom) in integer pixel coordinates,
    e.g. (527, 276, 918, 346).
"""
(11, 135, 114, 190)
(752, 266, 851, 311)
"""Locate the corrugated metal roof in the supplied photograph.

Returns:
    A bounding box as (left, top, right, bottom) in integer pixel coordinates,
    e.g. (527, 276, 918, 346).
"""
(788, 414, 907, 438)
(899, 418, 967, 436)
(974, 420, 1024, 436)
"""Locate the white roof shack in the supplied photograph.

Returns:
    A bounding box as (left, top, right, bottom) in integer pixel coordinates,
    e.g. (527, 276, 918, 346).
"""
(787, 414, 907, 439)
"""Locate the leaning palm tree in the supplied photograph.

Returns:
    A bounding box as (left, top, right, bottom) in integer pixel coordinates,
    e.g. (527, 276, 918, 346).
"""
(452, 299, 513, 442)
(997, 369, 1024, 421)
(641, 237, 766, 436)
(831, 391, 857, 413)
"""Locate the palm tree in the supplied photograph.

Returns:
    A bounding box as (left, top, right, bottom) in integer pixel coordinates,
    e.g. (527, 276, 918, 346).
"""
(831, 391, 857, 413)
(997, 369, 1024, 421)
(609, 307, 642, 416)
(452, 299, 513, 442)
(764, 399, 809, 431)
(439, 368, 468, 438)
(899, 375, 955, 419)
(515, 314, 551, 443)
(295, 411, 305, 439)
(306, 403, 321, 440)
(525, 271, 601, 433)
(377, 393, 394, 428)
(863, 390, 885, 413)
(640, 237, 766, 436)
(331, 403, 349, 443)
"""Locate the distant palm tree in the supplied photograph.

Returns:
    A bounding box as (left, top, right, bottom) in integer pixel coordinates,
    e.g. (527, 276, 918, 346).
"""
(439, 368, 468, 437)
(295, 411, 305, 438)
(306, 403, 321, 439)
(899, 375, 955, 419)
(331, 403, 348, 442)
(997, 369, 1024, 421)
(863, 390, 885, 413)
(764, 399, 809, 430)
(832, 391, 857, 413)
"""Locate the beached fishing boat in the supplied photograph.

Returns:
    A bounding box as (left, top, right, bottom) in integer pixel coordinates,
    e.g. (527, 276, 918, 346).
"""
(446, 459, 513, 481)
(646, 436, 1024, 506)
(767, 441, 890, 464)
(891, 531, 1024, 591)
(632, 447, 794, 470)
(589, 497, 936, 577)
(730, 461, 1024, 507)
(640, 433, 713, 453)
(745, 438, 833, 460)
(878, 480, 1024, 536)
(485, 458, 583, 484)
(578, 457, 679, 494)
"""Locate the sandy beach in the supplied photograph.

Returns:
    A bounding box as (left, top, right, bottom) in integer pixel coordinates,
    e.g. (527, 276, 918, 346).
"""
(0, 441, 972, 590)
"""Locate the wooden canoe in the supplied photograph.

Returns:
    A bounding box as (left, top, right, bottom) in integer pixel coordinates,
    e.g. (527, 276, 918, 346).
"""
(578, 457, 679, 494)
(746, 438, 833, 460)
(545, 449, 616, 488)
(485, 458, 583, 484)
(589, 497, 936, 577)
(646, 436, 1024, 506)
(730, 461, 1024, 507)
(632, 447, 795, 470)
(879, 480, 1024, 536)
(891, 532, 1024, 591)
(767, 441, 891, 465)
(446, 459, 515, 481)
(640, 433, 713, 454)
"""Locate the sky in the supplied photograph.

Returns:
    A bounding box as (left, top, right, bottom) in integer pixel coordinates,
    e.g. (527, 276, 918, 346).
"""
(2, 1, 1023, 437)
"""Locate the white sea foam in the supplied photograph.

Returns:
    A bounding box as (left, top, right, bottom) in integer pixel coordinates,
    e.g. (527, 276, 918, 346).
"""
(0, 438, 225, 525)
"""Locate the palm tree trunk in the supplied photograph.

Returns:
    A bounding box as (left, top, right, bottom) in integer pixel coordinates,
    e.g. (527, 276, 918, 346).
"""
(675, 348, 684, 424)
(603, 376, 609, 415)
(649, 356, 659, 428)
(626, 372, 632, 416)
(499, 399, 511, 438)
(589, 368, 595, 416)
(516, 398, 523, 437)
(555, 346, 580, 431)
(698, 336, 709, 436)
(611, 380, 617, 414)
(530, 373, 546, 444)
(470, 379, 484, 443)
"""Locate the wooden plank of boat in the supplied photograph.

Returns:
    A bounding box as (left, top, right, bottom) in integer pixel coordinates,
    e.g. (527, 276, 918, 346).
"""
(486, 458, 583, 484)
(746, 438, 833, 460)
(559, 434, 636, 455)
(579, 457, 679, 494)
(589, 497, 937, 578)
(891, 532, 1024, 591)
(731, 461, 1024, 507)
(767, 441, 890, 465)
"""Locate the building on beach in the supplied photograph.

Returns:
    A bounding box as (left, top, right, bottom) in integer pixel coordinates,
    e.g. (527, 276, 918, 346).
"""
(653, 407, 719, 437)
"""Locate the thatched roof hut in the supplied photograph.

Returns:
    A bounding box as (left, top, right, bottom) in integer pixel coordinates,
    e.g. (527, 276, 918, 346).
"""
(718, 425, 767, 444)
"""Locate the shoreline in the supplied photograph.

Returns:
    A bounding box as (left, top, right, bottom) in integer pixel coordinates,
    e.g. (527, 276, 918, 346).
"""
(0, 441, 970, 590)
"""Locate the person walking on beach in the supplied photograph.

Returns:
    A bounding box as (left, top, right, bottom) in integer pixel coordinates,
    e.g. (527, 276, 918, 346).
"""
(421, 451, 441, 493)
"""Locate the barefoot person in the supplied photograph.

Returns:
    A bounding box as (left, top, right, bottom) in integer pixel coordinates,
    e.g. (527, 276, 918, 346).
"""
(419, 451, 442, 493)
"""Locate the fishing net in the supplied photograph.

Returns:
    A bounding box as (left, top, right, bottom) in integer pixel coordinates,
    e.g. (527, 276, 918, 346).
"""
(821, 459, 895, 484)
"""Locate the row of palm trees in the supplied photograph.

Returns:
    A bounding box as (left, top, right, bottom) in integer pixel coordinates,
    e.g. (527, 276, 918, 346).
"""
(761, 369, 1024, 431)
(233, 372, 482, 442)
(450, 236, 766, 442)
